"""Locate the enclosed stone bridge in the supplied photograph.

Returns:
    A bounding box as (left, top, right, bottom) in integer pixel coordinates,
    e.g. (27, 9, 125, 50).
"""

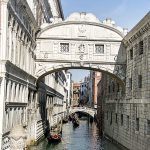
(69, 107, 96, 118)
(35, 12, 127, 84)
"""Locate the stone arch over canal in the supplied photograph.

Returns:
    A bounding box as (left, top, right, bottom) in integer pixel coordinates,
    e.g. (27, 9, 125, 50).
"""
(35, 12, 127, 84)
(69, 107, 96, 118)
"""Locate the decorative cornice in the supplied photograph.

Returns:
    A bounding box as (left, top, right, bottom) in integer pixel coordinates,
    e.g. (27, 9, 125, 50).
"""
(37, 37, 122, 42)
(123, 11, 150, 46)
(5, 102, 27, 108)
(7, 3, 37, 46)
(124, 22, 150, 46)
(38, 21, 124, 38)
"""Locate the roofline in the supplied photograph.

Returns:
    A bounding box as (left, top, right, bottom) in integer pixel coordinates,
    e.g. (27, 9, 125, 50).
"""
(123, 11, 150, 42)
(38, 21, 124, 38)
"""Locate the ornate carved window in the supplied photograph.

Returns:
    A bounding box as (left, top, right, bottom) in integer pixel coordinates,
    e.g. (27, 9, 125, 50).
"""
(95, 44, 104, 54)
(60, 43, 69, 53)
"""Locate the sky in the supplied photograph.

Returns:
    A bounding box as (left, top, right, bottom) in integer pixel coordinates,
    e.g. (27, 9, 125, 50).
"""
(61, 0, 150, 30)
(61, 0, 150, 82)
(69, 69, 90, 82)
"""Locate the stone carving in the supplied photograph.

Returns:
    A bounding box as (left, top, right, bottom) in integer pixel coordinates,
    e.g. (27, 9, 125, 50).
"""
(10, 138, 24, 149)
(114, 55, 118, 61)
(78, 44, 86, 60)
(44, 53, 48, 59)
(79, 54, 83, 60)
(78, 24, 86, 34)
(78, 44, 85, 53)
(9, 125, 27, 150)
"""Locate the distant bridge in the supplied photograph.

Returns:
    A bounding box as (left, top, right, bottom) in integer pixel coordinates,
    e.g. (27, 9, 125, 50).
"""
(69, 107, 96, 118)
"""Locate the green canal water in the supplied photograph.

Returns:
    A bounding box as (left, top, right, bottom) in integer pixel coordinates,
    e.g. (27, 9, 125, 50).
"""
(30, 117, 123, 150)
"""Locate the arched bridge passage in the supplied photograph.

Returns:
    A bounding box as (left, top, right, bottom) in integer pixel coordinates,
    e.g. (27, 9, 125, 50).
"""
(35, 12, 127, 86)
(69, 107, 96, 118)
(35, 65, 126, 89)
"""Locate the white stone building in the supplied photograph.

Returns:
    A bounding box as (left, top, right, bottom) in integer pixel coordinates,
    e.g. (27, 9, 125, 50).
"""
(0, 0, 67, 149)
(66, 71, 72, 109)
(2, 0, 149, 150)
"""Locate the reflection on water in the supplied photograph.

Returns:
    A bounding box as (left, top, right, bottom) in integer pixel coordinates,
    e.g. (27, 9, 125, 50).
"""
(30, 117, 123, 150)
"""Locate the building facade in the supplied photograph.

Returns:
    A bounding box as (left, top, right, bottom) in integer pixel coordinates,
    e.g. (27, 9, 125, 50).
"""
(0, 0, 67, 149)
(90, 71, 102, 108)
(80, 76, 89, 106)
(97, 12, 150, 150)
(66, 72, 73, 109)
(1, 0, 150, 150)
(72, 82, 81, 106)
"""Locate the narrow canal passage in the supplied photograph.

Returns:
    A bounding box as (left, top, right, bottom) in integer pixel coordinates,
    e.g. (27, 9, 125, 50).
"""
(30, 117, 123, 150)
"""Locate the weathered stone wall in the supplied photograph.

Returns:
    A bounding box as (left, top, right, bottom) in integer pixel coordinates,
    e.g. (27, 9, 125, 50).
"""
(97, 12, 150, 150)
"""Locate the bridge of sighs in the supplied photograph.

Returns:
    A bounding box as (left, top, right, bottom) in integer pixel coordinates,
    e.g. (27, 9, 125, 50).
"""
(35, 12, 127, 84)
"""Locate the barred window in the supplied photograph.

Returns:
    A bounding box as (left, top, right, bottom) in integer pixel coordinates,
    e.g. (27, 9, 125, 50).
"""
(110, 112, 112, 125)
(129, 48, 133, 60)
(138, 75, 142, 88)
(117, 83, 120, 92)
(139, 41, 143, 55)
(121, 114, 123, 126)
(95, 44, 104, 54)
(136, 118, 139, 131)
(127, 116, 129, 129)
(115, 113, 118, 124)
(60, 43, 69, 53)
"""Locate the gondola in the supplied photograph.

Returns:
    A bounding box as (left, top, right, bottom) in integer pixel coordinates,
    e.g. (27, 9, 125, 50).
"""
(72, 114, 80, 127)
(72, 118, 79, 127)
(47, 133, 61, 143)
(47, 122, 62, 143)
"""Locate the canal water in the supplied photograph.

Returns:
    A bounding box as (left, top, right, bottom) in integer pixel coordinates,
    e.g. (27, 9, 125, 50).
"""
(30, 117, 123, 150)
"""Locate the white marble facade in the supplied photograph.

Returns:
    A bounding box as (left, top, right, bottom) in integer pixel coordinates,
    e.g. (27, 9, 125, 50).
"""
(0, 0, 66, 149)
(1, 0, 149, 150)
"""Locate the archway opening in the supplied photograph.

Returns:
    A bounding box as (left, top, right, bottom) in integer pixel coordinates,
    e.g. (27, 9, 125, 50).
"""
(36, 67, 125, 137)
